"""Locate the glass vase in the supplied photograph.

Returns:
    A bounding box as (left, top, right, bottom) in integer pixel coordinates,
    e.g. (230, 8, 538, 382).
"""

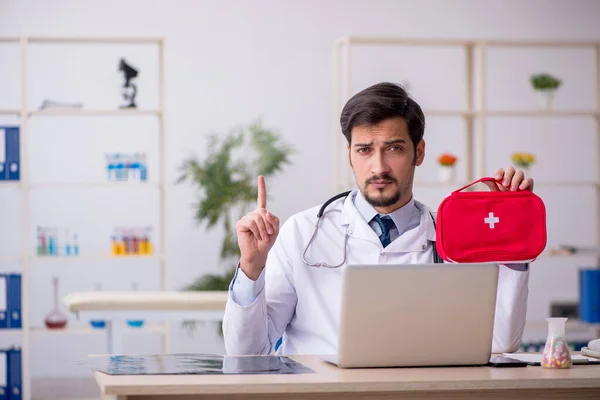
(90, 282, 107, 329)
(512, 165, 531, 178)
(542, 317, 572, 369)
(537, 89, 556, 111)
(438, 165, 455, 183)
(44, 276, 68, 329)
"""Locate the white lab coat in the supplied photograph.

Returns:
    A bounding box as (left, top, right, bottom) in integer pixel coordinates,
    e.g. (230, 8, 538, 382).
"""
(223, 190, 529, 355)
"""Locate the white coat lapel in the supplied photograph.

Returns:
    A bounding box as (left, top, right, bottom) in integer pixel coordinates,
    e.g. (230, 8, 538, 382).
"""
(339, 190, 381, 246)
(340, 193, 437, 252)
(384, 201, 437, 253)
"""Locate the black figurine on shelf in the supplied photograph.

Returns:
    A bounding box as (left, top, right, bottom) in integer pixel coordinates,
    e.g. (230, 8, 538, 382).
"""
(119, 58, 139, 108)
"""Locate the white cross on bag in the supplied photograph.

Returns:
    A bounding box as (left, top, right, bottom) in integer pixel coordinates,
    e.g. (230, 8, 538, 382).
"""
(484, 212, 499, 229)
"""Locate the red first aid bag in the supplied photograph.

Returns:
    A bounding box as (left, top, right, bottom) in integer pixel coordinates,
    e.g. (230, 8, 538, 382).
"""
(435, 177, 547, 263)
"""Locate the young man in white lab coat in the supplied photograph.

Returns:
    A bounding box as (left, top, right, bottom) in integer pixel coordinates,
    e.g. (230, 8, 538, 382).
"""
(223, 82, 532, 356)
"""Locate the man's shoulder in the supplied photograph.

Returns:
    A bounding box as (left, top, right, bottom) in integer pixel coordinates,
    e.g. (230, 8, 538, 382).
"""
(285, 203, 324, 226)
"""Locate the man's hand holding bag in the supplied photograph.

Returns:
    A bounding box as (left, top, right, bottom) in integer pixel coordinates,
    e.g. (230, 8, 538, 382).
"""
(435, 177, 547, 264)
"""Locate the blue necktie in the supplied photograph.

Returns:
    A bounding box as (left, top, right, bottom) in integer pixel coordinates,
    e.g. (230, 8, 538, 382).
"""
(373, 214, 395, 247)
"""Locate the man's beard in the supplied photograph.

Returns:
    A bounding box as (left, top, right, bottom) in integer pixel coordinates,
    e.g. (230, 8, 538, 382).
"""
(362, 174, 411, 208)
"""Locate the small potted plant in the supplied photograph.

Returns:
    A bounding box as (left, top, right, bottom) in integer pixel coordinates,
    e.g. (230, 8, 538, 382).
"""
(511, 152, 536, 174)
(437, 153, 458, 183)
(530, 73, 562, 111)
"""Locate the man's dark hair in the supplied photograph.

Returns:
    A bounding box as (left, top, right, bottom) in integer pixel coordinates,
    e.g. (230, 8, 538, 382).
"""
(340, 82, 425, 152)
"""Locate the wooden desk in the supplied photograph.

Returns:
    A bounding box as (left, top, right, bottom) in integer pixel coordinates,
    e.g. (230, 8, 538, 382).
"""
(95, 355, 600, 400)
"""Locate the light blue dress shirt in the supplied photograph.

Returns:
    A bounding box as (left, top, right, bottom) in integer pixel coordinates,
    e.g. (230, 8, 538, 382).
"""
(353, 190, 420, 241)
(230, 261, 265, 306)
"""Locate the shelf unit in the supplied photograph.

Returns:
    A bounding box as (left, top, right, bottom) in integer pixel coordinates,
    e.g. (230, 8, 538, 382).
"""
(32, 254, 164, 262)
(29, 323, 167, 335)
(0, 36, 168, 400)
(28, 182, 161, 189)
(333, 37, 600, 193)
(333, 36, 600, 328)
(0, 182, 20, 188)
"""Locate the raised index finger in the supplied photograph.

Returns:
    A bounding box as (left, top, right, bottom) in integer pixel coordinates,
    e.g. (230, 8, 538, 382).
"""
(257, 175, 267, 209)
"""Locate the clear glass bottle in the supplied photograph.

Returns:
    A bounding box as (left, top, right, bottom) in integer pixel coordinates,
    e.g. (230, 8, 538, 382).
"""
(128, 153, 140, 182)
(37, 226, 43, 255)
(65, 228, 71, 256)
(105, 153, 115, 181)
(127, 282, 145, 328)
(111, 227, 120, 256)
(90, 282, 106, 329)
(144, 225, 153, 255)
(542, 317, 572, 369)
(73, 233, 79, 256)
(47, 227, 56, 256)
(115, 153, 125, 181)
(44, 276, 67, 329)
(139, 153, 148, 182)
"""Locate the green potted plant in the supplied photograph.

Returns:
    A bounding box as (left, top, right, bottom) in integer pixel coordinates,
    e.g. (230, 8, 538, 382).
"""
(176, 119, 293, 333)
(530, 73, 562, 111)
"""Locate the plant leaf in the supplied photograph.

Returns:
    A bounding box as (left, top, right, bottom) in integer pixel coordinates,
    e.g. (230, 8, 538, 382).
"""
(176, 119, 293, 292)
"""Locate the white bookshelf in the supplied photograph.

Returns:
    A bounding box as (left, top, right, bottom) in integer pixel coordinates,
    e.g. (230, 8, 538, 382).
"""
(27, 109, 161, 117)
(29, 324, 167, 336)
(0, 258, 21, 263)
(28, 182, 162, 189)
(32, 254, 164, 262)
(0, 182, 21, 188)
(0, 36, 168, 400)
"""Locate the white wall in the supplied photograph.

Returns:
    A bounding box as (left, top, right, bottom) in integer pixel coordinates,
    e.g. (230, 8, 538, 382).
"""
(0, 0, 599, 381)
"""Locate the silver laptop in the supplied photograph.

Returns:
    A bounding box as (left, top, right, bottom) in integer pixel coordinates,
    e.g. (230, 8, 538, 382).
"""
(323, 263, 499, 368)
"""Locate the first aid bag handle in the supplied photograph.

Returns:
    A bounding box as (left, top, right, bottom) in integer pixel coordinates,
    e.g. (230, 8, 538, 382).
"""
(452, 177, 502, 194)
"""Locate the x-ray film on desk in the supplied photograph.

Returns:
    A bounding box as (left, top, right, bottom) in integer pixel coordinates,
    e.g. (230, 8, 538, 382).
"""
(89, 354, 315, 375)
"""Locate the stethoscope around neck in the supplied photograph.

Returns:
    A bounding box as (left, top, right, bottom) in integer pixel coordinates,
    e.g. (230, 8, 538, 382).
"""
(301, 190, 443, 268)
(301, 190, 352, 268)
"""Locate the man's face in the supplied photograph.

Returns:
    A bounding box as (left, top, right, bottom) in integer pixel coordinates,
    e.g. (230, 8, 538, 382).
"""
(347, 117, 425, 214)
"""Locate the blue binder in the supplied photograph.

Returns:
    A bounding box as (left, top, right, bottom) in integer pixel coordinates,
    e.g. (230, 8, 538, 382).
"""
(0, 128, 5, 181)
(4, 128, 19, 181)
(579, 269, 600, 323)
(6, 276, 20, 330)
(7, 348, 21, 400)
(0, 277, 7, 329)
(0, 349, 7, 400)
(0, 127, 19, 181)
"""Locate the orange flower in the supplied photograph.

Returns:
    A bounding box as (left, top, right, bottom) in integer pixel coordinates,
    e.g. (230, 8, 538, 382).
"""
(437, 153, 457, 167)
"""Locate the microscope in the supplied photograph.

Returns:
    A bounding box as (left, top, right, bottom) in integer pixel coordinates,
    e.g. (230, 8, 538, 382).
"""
(119, 58, 139, 108)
